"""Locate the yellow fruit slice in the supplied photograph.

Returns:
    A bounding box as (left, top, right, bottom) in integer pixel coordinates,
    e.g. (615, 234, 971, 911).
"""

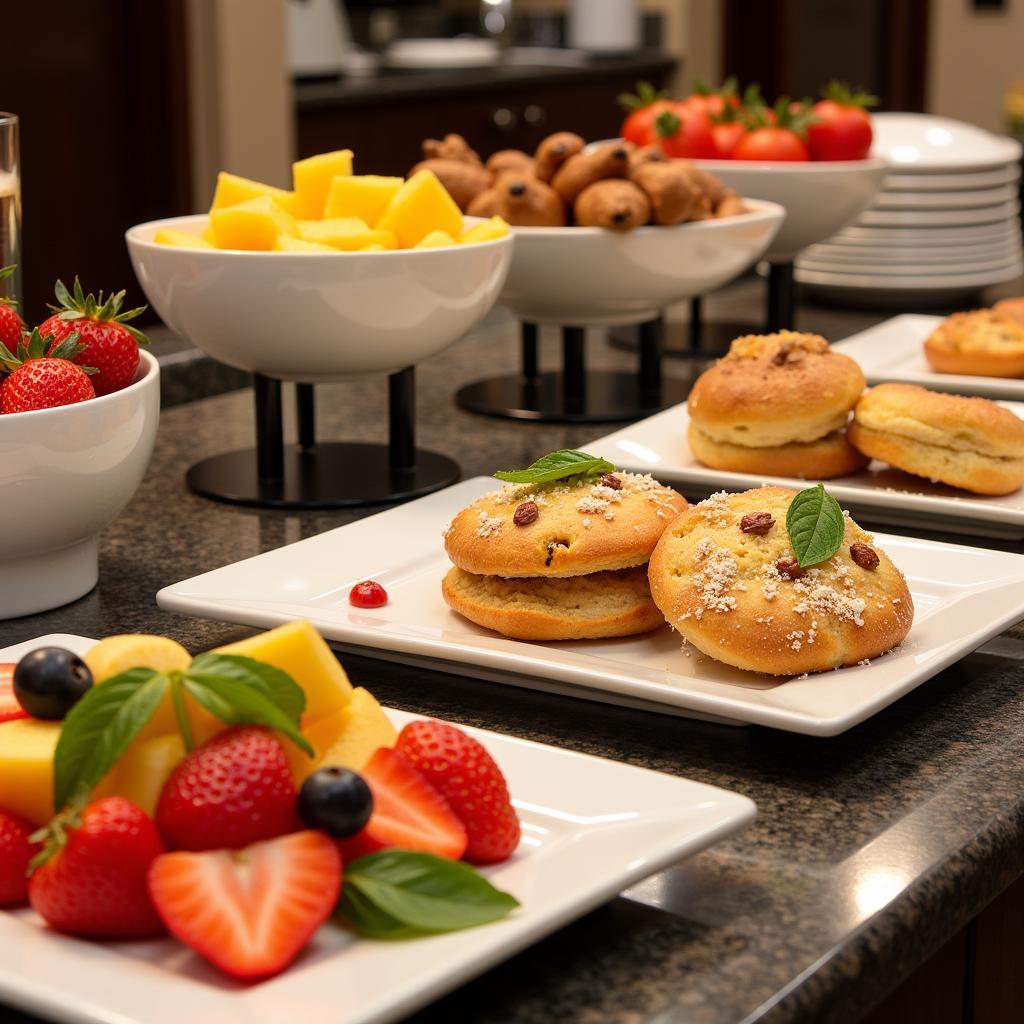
(293, 150, 354, 219)
(317, 688, 397, 773)
(95, 734, 185, 818)
(210, 195, 298, 251)
(209, 171, 295, 214)
(414, 230, 457, 249)
(202, 224, 216, 244)
(0, 719, 61, 825)
(273, 234, 338, 253)
(154, 228, 216, 249)
(297, 218, 397, 250)
(377, 170, 463, 249)
(283, 707, 348, 783)
(324, 175, 403, 226)
(460, 216, 511, 244)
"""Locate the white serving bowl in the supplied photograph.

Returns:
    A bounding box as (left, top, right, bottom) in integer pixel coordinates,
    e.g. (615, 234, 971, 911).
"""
(497, 198, 783, 327)
(872, 112, 1022, 171)
(0, 351, 160, 619)
(126, 215, 513, 382)
(692, 158, 887, 262)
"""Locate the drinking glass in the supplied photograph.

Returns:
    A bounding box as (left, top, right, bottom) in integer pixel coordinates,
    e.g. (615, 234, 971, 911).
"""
(0, 113, 21, 305)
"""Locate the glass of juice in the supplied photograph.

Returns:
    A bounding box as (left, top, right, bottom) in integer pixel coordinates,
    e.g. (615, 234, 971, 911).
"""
(0, 113, 21, 305)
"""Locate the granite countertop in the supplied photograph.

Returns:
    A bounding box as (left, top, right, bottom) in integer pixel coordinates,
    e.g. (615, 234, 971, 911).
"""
(3, 280, 1024, 1023)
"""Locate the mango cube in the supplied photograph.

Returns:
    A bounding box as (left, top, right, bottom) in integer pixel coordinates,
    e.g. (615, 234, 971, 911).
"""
(377, 170, 463, 248)
(293, 149, 353, 219)
(95, 734, 185, 818)
(0, 719, 61, 825)
(297, 218, 397, 250)
(210, 171, 296, 215)
(317, 687, 397, 772)
(414, 230, 457, 249)
(284, 707, 348, 782)
(202, 224, 216, 244)
(155, 228, 215, 249)
(274, 234, 338, 253)
(210, 196, 298, 250)
(324, 175, 403, 226)
(461, 216, 510, 245)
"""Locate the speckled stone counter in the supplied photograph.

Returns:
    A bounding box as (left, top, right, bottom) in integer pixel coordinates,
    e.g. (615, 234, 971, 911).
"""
(3, 285, 1024, 1024)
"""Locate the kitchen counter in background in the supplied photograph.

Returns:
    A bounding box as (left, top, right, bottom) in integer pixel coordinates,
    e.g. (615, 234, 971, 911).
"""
(4, 283, 1024, 1024)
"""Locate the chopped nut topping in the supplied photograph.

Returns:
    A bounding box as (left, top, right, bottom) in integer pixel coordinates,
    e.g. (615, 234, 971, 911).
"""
(513, 501, 539, 526)
(776, 557, 806, 580)
(600, 473, 622, 490)
(739, 511, 775, 535)
(850, 542, 879, 570)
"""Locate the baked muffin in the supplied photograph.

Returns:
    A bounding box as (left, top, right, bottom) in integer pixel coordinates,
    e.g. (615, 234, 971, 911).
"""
(442, 463, 687, 640)
(993, 297, 1024, 328)
(923, 309, 1024, 378)
(648, 487, 914, 675)
(687, 332, 868, 479)
(848, 383, 1024, 495)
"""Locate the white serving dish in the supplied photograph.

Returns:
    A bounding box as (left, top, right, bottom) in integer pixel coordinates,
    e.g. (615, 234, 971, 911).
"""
(794, 259, 1024, 292)
(587, 403, 1024, 537)
(801, 242, 1020, 268)
(157, 478, 1024, 735)
(872, 184, 1018, 209)
(833, 313, 1024, 401)
(0, 633, 755, 1024)
(831, 222, 1020, 245)
(871, 112, 1023, 171)
(497, 199, 783, 327)
(384, 37, 500, 69)
(883, 165, 1020, 191)
(798, 253, 1019, 277)
(125, 215, 513, 382)
(0, 352, 160, 619)
(855, 199, 1019, 228)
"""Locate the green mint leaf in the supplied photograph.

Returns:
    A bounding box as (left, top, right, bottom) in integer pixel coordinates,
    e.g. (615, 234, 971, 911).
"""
(786, 483, 846, 568)
(187, 653, 306, 720)
(53, 668, 169, 811)
(339, 851, 519, 938)
(494, 449, 615, 486)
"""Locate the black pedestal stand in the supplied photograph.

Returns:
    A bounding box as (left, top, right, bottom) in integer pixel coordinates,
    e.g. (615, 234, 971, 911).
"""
(455, 318, 691, 424)
(186, 368, 460, 509)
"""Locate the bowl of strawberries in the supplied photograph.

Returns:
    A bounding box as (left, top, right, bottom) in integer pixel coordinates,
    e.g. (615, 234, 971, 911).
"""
(0, 274, 159, 619)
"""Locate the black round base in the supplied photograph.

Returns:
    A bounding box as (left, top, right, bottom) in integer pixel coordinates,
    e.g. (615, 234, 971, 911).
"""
(455, 370, 692, 424)
(608, 320, 760, 360)
(186, 443, 460, 510)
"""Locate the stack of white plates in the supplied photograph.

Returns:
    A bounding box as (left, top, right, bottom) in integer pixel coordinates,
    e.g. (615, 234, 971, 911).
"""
(797, 113, 1023, 305)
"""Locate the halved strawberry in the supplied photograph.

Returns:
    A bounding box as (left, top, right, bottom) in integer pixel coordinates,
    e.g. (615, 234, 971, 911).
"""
(337, 747, 467, 862)
(148, 830, 341, 980)
(0, 665, 28, 723)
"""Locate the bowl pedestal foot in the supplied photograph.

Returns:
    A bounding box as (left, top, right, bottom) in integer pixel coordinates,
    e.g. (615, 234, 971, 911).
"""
(0, 538, 98, 619)
(186, 368, 459, 510)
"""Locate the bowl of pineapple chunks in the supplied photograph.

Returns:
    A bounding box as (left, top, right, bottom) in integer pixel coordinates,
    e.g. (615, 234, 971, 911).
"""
(126, 150, 513, 381)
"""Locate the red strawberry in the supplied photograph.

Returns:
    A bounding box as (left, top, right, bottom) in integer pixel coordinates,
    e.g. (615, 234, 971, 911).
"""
(28, 797, 165, 938)
(148, 830, 341, 980)
(0, 328, 96, 414)
(0, 265, 22, 354)
(338, 747, 467, 862)
(155, 726, 301, 852)
(39, 277, 148, 397)
(0, 664, 28, 723)
(396, 720, 520, 864)
(0, 809, 39, 906)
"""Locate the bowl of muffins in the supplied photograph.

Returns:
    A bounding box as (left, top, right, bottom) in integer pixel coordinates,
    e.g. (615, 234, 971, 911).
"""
(415, 132, 785, 326)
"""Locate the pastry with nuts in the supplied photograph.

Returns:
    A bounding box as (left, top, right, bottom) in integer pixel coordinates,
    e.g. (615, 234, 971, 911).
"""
(923, 309, 1024, 378)
(848, 383, 1024, 495)
(648, 485, 914, 675)
(441, 450, 687, 640)
(687, 331, 868, 479)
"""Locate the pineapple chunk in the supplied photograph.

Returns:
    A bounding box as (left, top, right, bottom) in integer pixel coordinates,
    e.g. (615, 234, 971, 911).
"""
(324, 175, 403, 226)
(202, 224, 216, 244)
(210, 195, 298, 250)
(297, 218, 397, 250)
(414, 230, 457, 249)
(283, 707, 349, 783)
(0, 719, 61, 825)
(293, 149, 354, 219)
(95, 734, 185, 818)
(210, 171, 295, 213)
(274, 234, 338, 253)
(316, 688, 397, 773)
(461, 216, 511, 245)
(377, 170, 463, 248)
(154, 227, 215, 249)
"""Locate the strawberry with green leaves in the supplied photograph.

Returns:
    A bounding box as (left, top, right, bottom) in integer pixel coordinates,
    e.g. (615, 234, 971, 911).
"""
(0, 266, 23, 355)
(38, 278, 148, 397)
(0, 328, 96, 414)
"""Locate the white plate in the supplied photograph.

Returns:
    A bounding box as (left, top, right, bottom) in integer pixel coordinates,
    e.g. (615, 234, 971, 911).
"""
(798, 253, 1020, 277)
(807, 234, 1020, 257)
(794, 258, 1024, 290)
(0, 633, 756, 1024)
(855, 200, 1019, 227)
(832, 222, 1021, 244)
(802, 242, 1021, 267)
(872, 113, 1023, 170)
(384, 37, 500, 69)
(872, 184, 1018, 209)
(884, 166, 1021, 191)
(158, 479, 1024, 736)
(833, 314, 1024, 401)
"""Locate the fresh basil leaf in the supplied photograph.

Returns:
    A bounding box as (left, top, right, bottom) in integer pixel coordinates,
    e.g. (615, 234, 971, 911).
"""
(182, 672, 314, 756)
(53, 668, 169, 811)
(337, 883, 423, 940)
(493, 449, 615, 486)
(340, 851, 519, 937)
(186, 653, 306, 722)
(786, 483, 845, 567)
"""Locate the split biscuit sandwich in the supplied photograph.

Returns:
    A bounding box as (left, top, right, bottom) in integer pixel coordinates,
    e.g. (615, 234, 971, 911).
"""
(648, 485, 914, 676)
(442, 450, 687, 640)
(924, 309, 1024, 379)
(687, 331, 868, 479)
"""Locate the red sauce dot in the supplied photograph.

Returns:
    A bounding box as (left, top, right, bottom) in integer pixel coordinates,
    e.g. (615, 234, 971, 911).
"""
(350, 580, 388, 608)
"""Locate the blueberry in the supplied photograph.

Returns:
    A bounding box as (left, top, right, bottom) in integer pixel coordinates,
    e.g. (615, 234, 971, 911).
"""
(13, 647, 93, 720)
(298, 767, 374, 838)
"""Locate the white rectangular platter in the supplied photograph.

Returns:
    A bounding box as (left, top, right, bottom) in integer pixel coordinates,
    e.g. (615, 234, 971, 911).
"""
(833, 313, 1024, 401)
(0, 634, 756, 1024)
(587, 403, 1024, 538)
(157, 479, 1024, 737)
